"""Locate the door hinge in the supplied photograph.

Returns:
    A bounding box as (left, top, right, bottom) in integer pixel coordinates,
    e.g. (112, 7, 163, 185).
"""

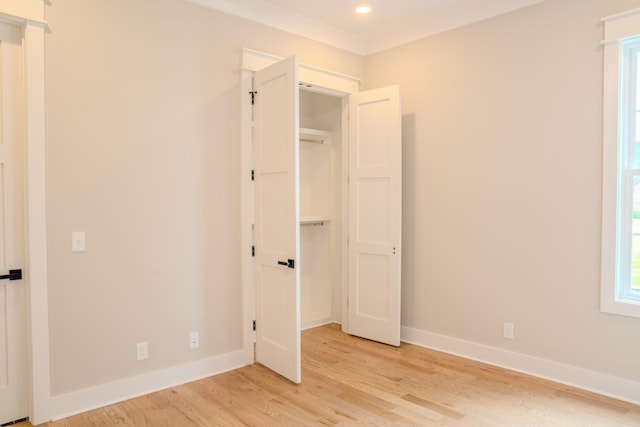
(249, 91, 257, 105)
(252, 320, 256, 331)
(252, 245, 255, 257)
(251, 170, 254, 181)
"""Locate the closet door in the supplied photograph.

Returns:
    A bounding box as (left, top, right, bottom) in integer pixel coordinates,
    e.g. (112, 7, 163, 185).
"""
(253, 55, 301, 383)
(347, 85, 402, 346)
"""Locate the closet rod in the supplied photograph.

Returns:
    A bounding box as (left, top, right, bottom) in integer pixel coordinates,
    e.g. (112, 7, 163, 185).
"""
(300, 138, 324, 144)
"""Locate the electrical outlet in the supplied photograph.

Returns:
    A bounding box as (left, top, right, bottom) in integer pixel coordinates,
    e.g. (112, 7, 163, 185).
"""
(136, 342, 149, 360)
(189, 332, 199, 350)
(503, 322, 514, 340)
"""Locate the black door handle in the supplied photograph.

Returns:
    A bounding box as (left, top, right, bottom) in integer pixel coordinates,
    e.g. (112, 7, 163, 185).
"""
(277, 260, 295, 269)
(0, 269, 22, 281)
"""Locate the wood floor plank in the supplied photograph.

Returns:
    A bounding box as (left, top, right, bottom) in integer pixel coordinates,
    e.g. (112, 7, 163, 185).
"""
(27, 324, 640, 426)
(402, 393, 465, 421)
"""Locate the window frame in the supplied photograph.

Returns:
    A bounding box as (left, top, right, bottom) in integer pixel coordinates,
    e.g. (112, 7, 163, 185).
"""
(601, 8, 640, 317)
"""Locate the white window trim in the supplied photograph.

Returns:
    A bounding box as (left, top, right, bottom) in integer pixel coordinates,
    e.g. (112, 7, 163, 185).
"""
(601, 7, 640, 318)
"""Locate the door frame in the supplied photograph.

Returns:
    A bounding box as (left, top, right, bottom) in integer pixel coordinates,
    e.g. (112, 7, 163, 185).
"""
(0, 5, 50, 425)
(240, 48, 361, 365)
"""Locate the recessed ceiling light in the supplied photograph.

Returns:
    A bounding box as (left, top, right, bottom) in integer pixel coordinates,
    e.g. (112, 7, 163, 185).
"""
(355, 6, 372, 14)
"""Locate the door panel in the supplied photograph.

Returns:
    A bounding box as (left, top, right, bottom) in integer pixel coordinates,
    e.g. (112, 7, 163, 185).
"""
(0, 22, 27, 424)
(253, 55, 301, 383)
(354, 253, 390, 319)
(356, 177, 391, 242)
(348, 85, 402, 347)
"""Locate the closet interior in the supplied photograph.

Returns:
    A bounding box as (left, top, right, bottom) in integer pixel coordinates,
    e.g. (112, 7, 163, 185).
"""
(299, 88, 343, 329)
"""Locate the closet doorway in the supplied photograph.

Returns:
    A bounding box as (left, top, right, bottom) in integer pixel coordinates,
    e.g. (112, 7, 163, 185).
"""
(242, 50, 402, 383)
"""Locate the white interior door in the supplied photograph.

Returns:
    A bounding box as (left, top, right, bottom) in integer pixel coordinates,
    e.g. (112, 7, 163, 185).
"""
(0, 22, 28, 425)
(347, 85, 402, 346)
(253, 55, 301, 383)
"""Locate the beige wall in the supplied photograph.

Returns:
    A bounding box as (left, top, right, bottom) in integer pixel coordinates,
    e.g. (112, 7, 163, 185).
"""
(365, 0, 640, 382)
(44, 0, 362, 395)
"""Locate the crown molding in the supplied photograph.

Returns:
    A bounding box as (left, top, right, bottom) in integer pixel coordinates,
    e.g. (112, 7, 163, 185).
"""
(187, 0, 367, 55)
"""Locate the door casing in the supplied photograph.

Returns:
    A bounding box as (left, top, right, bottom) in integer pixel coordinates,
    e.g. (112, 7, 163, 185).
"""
(0, 6, 50, 425)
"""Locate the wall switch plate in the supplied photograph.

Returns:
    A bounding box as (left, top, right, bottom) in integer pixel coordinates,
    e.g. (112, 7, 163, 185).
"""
(71, 231, 86, 252)
(189, 332, 199, 350)
(503, 322, 514, 339)
(136, 342, 149, 360)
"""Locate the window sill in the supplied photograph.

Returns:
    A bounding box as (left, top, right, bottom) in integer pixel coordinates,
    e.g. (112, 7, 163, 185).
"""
(600, 297, 640, 318)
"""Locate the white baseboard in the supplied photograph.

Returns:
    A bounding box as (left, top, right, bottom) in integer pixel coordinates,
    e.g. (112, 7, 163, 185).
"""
(401, 326, 640, 406)
(50, 349, 246, 421)
(48, 329, 640, 421)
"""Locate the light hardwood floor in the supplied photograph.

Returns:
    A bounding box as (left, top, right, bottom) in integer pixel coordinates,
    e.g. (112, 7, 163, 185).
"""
(23, 324, 640, 426)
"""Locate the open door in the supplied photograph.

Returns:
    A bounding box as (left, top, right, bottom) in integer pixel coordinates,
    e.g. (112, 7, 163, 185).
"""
(347, 85, 402, 346)
(253, 55, 301, 383)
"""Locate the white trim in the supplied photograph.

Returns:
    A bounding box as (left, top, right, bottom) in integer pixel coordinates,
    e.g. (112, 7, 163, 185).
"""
(602, 8, 640, 43)
(600, 8, 640, 318)
(241, 48, 360, 96)
(0, 9, 46, 26)
(24, 20, 52, 425)
(50, 350, 245, 421)
(0, 4, 50, 424)
(187, 0, 367, 55)
(603, 7, 640, 23)
(601, 38, 623, 46)
(401, 326, 640, 406)
(339, 97, 350, 334)
(240, 67, 255, 366)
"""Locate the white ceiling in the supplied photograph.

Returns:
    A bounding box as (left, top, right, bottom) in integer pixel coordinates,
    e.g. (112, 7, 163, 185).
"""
(189, 0, 546, 55)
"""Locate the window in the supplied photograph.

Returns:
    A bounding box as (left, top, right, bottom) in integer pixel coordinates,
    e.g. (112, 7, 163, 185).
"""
(601, 8, 640, 317)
